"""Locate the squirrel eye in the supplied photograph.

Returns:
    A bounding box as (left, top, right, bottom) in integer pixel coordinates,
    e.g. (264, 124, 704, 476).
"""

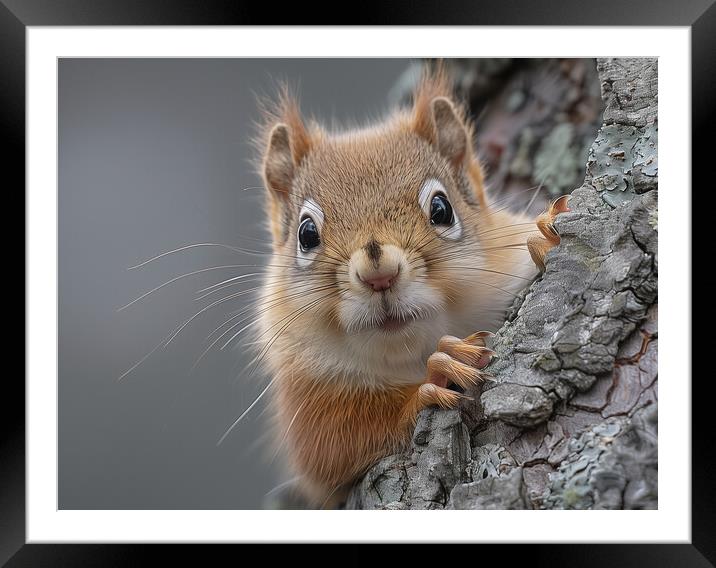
(430, 193, 454, 226)
(298, 217, 321, 251)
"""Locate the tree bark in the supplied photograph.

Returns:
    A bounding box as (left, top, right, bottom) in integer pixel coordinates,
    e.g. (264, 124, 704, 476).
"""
(347, 58, 658, 510)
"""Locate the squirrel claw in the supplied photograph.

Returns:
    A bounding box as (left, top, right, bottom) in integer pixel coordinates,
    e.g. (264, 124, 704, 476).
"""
(463, 330, 494, 345)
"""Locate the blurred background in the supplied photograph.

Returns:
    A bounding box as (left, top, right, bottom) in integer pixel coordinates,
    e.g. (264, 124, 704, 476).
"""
(58, 58, 603, 509)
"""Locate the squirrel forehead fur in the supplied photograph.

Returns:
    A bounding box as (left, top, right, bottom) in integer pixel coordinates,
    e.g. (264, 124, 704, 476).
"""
(291, 133, 466, 247)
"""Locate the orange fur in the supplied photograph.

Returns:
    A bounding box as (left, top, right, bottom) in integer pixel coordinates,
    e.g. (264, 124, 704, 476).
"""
(272, 375, 419, 507)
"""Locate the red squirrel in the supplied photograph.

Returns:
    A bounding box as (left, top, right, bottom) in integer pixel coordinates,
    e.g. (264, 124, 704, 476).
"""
(254, 67, 568, 507)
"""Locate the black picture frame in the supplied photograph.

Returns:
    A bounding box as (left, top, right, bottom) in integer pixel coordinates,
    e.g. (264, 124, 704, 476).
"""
(6, 0, 706, 563)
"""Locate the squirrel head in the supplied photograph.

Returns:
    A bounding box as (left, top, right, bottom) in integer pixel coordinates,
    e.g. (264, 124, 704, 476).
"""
(253, 66, 529, 383)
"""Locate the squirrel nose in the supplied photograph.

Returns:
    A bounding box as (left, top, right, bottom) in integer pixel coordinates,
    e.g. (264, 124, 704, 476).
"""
(359, 269, 398, 292)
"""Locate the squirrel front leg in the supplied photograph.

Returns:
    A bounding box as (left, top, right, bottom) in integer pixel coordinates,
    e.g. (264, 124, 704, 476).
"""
(527, 195, 570, 272)
(398, 331, 494, 426)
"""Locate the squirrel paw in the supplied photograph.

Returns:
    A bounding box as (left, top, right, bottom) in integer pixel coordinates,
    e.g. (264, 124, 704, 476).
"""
(527, 195, 570, 272)
(399, 331, 495, 426)
(398, 382, 463, 426)
(426, 331, 495, 390)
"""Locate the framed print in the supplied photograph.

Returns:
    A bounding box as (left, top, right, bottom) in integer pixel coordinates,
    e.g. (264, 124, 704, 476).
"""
(7, 0, 706, 563)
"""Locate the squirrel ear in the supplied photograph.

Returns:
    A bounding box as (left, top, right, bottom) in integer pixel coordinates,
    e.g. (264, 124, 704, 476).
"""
(264, 123, 295, 199)
(410, 69, 487, 207)
(430, 97, 468, 168)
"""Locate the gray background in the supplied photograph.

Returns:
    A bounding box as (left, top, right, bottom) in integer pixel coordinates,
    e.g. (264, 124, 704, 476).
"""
(58, 58, 410, 509)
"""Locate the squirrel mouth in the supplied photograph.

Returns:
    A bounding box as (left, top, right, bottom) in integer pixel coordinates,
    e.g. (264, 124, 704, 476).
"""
(377, 313, 419, 332)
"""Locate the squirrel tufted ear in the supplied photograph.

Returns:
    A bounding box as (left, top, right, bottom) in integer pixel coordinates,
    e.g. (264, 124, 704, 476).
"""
(411, 75, 487, 207)
(263, 123, 295, 199)
(259, 87, 314, 200)
(430, 97, 468, 168)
